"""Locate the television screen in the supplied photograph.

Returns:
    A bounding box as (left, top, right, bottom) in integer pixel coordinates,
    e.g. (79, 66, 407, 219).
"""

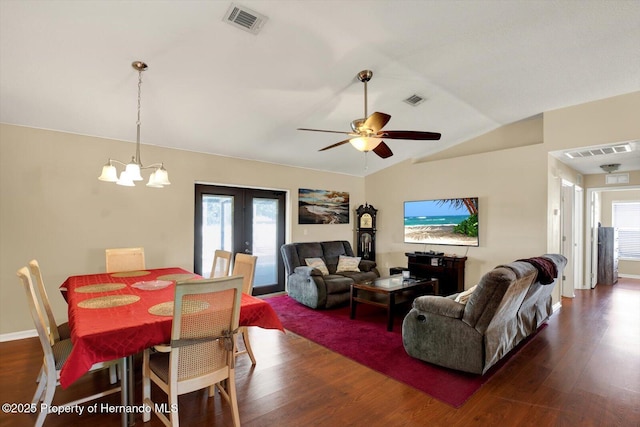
(404, 198, 479, 247)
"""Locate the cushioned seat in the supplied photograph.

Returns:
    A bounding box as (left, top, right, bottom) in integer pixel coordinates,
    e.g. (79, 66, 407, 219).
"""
(402, 254, 566, 374)
(281, 241, 379, 309)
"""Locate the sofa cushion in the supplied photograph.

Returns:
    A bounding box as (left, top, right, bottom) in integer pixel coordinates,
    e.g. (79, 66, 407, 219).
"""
(305, 257, 329, 275)
(297, 243, 325, 261)
(335, 270, 379, 284)
(323, 275, 354, 295)
(336, 255, 361, 272)
(321, 241, 351, 273)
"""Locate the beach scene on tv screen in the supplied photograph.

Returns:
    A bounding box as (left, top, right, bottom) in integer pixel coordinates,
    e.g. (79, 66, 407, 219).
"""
(404, 198, 478, 246)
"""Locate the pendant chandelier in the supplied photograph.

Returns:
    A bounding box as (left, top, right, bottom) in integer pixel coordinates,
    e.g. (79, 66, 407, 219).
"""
(98, 61, 170, 188)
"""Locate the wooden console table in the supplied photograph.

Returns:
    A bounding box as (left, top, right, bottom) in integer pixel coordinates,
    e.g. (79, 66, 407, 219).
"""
(405, 252, 467, 296)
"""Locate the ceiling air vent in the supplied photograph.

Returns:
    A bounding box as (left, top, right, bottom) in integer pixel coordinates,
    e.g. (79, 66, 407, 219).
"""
(403, 94, 426, 106)
(564, 143, 631, 159)
(223, 3, 268, 35)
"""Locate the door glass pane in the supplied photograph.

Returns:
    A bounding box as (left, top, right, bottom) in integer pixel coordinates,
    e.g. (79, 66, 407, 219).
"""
(252, 198, 278, 287)
(201, 195, 233, 278)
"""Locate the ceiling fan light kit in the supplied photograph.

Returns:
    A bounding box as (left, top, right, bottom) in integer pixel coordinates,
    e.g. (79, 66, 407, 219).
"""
(297, 69, 441, 158)
(98, 61, 170, 188)
(350, 136, 381, 152)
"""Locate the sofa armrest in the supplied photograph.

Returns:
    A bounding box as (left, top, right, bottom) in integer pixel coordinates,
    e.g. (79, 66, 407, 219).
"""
(412, 295, 465, 319)
(358, 260, 377, 272)
(294, 266, 323, 276)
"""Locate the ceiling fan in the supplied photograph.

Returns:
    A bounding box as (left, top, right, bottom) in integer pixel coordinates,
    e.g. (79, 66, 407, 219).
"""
(297, 70, 441, 158)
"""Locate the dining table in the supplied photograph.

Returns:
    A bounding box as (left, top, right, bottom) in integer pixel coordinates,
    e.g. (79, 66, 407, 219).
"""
(59, 267, 284, 427)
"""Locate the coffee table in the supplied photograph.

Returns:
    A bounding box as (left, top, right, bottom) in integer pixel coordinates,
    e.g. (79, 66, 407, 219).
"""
(350, 275, 438, 331)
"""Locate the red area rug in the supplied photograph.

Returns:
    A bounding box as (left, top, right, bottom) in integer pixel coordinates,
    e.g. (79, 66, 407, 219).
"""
(266, 295, 529, 408)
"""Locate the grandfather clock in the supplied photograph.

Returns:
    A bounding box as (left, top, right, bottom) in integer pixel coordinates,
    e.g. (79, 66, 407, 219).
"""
(356, 203, 377, 261)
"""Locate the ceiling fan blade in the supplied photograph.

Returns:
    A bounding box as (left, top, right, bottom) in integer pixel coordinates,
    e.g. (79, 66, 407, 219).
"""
(377, 130, 441, 140)
(297, 128, 352, 135)
(363, 112, 391, 132)
(319, 139, 351, 151)
(373, 141, 393, 158)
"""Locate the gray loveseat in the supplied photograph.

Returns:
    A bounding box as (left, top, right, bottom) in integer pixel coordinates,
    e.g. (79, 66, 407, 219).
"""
(280, 241, 380, 309)
(402, 254, 566, 374)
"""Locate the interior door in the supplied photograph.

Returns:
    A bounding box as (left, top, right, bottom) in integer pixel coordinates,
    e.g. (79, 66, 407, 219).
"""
(194, 184, 286, 295)
(561, 181, 575, 297)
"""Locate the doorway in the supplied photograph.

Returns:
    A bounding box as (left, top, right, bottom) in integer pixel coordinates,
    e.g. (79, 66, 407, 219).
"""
(194, 184, 286, 295)
(560, 180, 584, 296)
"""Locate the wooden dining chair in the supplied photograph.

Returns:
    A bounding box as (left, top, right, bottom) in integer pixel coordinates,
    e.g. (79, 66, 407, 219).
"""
(142, 276, 243, 427)
(28, 260, 70, 343)
(231, 253, 258, 365)
(105, 247, 145, 273)
(16, 267, 121, 427)
(29, 260, 118, 384)
(210, 249, 233, 278)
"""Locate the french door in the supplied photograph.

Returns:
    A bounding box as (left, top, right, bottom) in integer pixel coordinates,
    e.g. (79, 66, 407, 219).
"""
(194, 184, 286, 295)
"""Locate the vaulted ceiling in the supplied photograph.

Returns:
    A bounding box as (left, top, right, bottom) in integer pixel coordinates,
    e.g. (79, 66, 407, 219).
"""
(1, 1, 639, 176)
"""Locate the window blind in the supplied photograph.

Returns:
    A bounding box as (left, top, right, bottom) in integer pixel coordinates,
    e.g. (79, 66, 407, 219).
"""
(612, 201, 640, 260)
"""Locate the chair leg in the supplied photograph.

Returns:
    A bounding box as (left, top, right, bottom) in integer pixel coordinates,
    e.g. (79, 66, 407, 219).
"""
(227, 369, 240, 427)
(169, 389, 180, 427)
(35, 370, 56, 427)
(31, 368, 47, 404)
(142, 350, 152, 423)
(109, 364, 118, 384)
(241, 327, 256, 365)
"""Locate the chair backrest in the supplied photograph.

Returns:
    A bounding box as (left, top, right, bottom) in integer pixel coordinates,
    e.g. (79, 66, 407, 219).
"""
(210, 250, 233, 278)
(16, 267, 56, 369)
(28, 260, 60, 343)
(232, 253, 257, 295)
(105, 247, 145, 273)
(170, 276, 243, 382)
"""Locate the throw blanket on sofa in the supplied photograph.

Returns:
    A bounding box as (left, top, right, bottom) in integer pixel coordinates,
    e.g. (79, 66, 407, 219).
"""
(516, 256, 558, 284)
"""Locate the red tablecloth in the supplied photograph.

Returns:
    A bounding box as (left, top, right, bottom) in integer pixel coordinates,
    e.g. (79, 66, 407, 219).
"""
(59, 267, 284, 388)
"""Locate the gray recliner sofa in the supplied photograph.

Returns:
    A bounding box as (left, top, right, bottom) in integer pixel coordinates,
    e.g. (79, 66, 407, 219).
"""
(280, 241, 380, 309)
(402, 254, 566, 374)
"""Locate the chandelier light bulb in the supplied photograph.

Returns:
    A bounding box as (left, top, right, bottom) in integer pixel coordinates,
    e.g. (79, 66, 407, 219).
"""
(98, 162, 118, 182)
(116, 171, 135, 187)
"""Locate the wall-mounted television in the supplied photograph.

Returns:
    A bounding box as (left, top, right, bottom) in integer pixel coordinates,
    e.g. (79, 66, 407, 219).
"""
(404, 198, 479, 247)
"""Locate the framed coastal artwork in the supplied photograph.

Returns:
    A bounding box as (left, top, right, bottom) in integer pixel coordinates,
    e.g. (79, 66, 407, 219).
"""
(298, 189, 350, 224)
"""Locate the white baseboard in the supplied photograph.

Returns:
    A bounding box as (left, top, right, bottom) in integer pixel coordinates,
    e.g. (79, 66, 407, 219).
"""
(552, 301, 562, 313)
(0, 329, 37, 342)
(619, 274, 640, 280)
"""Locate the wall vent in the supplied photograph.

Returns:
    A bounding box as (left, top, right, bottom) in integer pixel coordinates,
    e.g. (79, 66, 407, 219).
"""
(564, 143, 631, 159)
(223, 3, 268, 34)
(403, 94, 426, 106)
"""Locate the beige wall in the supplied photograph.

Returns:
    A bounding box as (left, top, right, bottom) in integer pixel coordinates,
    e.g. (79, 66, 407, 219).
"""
(365, 141, 549, 290)
(0, 124, 365, 335)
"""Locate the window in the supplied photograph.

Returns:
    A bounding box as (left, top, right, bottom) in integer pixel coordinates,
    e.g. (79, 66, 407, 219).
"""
(612, 201, 640, 260)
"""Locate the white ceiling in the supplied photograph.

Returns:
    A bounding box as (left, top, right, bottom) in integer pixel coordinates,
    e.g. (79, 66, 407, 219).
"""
(1, 1, 639, 177)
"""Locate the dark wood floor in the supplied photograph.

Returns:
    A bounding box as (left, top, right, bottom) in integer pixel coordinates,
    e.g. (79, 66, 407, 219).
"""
(1, 278, 638, 426)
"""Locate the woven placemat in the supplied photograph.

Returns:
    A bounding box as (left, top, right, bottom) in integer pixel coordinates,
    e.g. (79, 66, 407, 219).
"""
(110, 270, 151, 278)
(156, 273, 199, 281)
(148, 300, 210, 317)
(76, 283, 127, 293)
(78, 295, 140, 309)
